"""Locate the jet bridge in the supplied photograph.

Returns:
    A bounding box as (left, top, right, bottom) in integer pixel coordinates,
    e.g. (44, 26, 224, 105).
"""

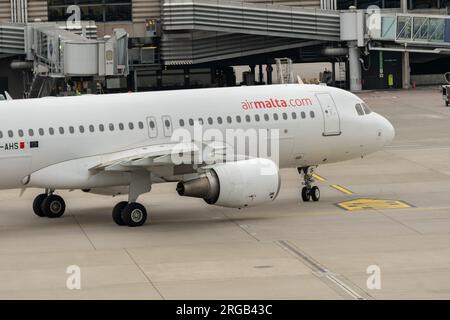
(161, 0, 340, 65)
(0, 21, 129, 97)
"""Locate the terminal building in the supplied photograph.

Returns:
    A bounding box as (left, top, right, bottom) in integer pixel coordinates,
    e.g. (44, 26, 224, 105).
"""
(1, 0, 450, 98)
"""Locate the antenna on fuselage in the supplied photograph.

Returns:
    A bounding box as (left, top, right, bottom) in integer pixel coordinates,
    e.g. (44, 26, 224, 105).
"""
(297, 75, 304, 85)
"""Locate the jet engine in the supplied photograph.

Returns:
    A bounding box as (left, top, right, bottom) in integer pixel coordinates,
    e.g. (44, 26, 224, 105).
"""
(176, 158, 280, 208)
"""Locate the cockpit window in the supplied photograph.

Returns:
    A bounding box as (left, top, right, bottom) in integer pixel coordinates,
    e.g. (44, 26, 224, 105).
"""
(355, 103, 364, 116)
(362, 103, 372, 114)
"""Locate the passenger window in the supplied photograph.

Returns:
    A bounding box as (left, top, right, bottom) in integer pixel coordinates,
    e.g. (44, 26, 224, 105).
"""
(128, 122, 134, 130)
(69, 126, 74, 134)
(292, 112, 297, 119)
(207, 117, 213, 125)
(49, 128, 54, 135)
(236, 116, 241, 123)
(29, 129, 34, 136)
(264, 114, 269, 121)
(164, 119, 170, 127)
(58, 127, 64, 135)
(89, 125, 95, 132)
(0, 131, 2, 139)
(282, 113, 288, 120)
(301, 111, 306, 119)
(149, 120, 155, 129)
(255, 114, 260, 122)
(109, 123, 114, 131)
(179, 119, 184, 127)
(217, 117, 223, 124)
(18, 129, 24, 137)
(138, 121, 144, 129)
(189, 119, 194, 126)
(273, 114, 279, 121)
(227, 116, 232, 123)
(355, 104, 364, 116)
(79, 126, 85, 133)
(99, 124, 105, 132)
(198, 118, 204, 125)
(362, 103, 372, 114)
(245, 115, 251, 122)
(119, 123, 124, 130)
(8, 130, 13, 138)
(310, 111, 315, 118)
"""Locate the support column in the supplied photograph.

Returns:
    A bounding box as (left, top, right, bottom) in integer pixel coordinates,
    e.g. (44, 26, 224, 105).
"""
(402, 51, 410, 89)
(348, 42, 362, 92)
(184, 68, 190, 88)
(331, 60, 336, 86)
(258, 64, 263, 84)
(133, 69, 138, 92)
(266, 64, 273, 85)
(401, 0, 408, 12)
(401, 0, 410, 89)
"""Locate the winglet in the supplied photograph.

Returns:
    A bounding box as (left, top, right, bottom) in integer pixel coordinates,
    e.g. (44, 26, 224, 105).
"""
(4, 91, 13, 100)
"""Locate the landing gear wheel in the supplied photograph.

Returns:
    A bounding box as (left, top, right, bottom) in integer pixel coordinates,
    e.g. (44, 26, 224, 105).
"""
(121, 203, 147, 227)
(112, 201, 128, 226)
(41, 194, 66, 218)
(310, 186, 320, 202)
(33, 194, 48, 217)
(301, 187, 311, 202)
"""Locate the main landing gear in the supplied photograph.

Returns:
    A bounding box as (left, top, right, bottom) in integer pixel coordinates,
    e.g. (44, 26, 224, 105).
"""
(33, 190, 66, 218)
(298, 166, 320, 202)
(112, 201, 147, 227)
(112, 170, 151, 227)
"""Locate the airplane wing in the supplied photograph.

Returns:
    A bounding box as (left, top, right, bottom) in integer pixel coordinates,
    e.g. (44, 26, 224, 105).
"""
(89, 141, 237, 178)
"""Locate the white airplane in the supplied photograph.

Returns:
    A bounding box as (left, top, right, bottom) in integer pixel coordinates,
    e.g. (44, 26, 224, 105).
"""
(0, 84, 394, 227)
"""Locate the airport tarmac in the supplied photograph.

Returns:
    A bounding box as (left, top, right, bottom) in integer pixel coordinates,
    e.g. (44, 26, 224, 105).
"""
(1, 87, 450, 299)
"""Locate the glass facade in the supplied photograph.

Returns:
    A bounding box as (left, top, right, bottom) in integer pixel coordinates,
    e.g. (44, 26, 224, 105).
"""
(337, 0, 447, 9)
(48, 0, 132, 22)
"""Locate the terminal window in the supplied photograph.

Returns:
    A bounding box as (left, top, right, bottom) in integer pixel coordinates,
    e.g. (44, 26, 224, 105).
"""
(48, 0, 132, 22)
(337, 0, 445, 9)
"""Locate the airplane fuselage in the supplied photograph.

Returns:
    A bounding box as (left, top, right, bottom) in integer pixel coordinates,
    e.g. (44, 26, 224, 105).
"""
(0, 84, 394, 190)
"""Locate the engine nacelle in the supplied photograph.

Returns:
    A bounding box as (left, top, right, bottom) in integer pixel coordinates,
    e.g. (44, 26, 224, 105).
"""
(176, 158, 280, 208)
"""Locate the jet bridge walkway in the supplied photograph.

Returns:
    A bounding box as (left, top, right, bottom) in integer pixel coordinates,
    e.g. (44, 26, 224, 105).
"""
(366, 12, 450, 53)
(161, 0, 340, 65)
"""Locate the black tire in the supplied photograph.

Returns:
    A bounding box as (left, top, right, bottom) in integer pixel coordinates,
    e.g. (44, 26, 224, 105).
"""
(41, 194, 66, 218)
(310, 186, 320, 202)
(301, 187, 311, 202)
(112, 201, 128, 226)
(121, 202, 147, 227)
(33, 194, 48, 217)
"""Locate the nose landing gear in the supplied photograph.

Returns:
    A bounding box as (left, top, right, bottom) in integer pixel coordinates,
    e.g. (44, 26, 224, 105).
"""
(298, 166, 320, 202)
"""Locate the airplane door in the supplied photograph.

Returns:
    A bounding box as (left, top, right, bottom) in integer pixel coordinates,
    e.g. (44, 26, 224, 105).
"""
(161, 115, 173, 137)
(146, 116, 158, 138)
(316, 93, 341, 136)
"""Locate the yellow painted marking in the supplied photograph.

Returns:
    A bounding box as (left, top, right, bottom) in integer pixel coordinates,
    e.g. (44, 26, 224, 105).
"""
(330, 184, 353, 195)
(337, 199, 412, 212)
(312, 173, 326, 181)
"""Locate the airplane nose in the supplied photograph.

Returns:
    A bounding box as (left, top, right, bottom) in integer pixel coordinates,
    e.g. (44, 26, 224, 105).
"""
(383, 117, 395, 145)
